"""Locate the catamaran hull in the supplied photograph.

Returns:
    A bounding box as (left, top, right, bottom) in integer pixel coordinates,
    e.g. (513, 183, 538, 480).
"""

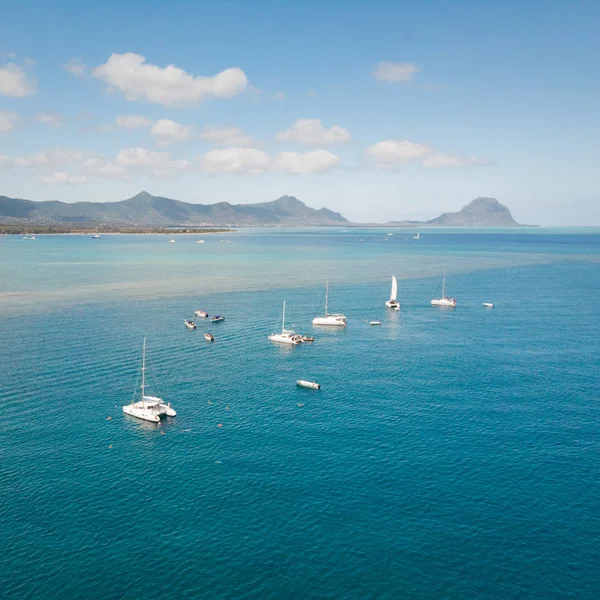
(312, 318, 346, 327)
(431, 299, 457, 307)
(385, 301, 400, 310)
(122, 406, 162, 423)
(268, 335, 302, 345)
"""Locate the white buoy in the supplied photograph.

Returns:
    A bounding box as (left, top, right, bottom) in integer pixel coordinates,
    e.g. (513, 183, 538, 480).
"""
(483, 303, 494, 308)
(297, 380, 321, 390)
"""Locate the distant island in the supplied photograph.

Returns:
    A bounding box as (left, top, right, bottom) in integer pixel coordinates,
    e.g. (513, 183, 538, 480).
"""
(380, 197, 527, 227)
(0, 192, 530, 232)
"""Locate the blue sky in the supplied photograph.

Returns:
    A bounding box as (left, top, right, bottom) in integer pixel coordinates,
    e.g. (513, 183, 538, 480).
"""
(1, 0, 599, 224)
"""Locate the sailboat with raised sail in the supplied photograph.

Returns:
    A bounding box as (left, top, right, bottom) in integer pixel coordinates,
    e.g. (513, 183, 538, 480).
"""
(431, 272, 457, 307)
(385, 275, 400, 310)
(312, 280, 347, 327)
(268, 301, 303, 345)
(122, 338, 176, 423)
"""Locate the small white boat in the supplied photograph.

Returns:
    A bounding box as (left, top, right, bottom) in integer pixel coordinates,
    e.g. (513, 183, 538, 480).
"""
(431, 272, 457, 307)
(385, 275, 400, 310)
(122, 338, 176, 423)
(204, 333, 215, 342)
(387, 232, 394, 236)
(269, 301, 303, 345)
(312, 280, 347, 327)
(413, 232, 420, 239)
(297, 380, 320, 390)
(483, 302, 494, 308)
(185, 320, 197, 329)
(301, 336, 315, 342)
(211, 315, 225, 323)
(370, 321, 382, 326)
(194, 310, 209, 318)
(169, 239, 176, 243)
(92, 228, 101, 239)
(197, 240, 206, 244)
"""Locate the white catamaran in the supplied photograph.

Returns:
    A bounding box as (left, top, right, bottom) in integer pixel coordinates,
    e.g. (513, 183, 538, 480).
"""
(268, 301, 303, 345)
(385, 275, 400, 310)
(122, 338, 176, 423)
(431, 272, 457, 307)
(312, 280, 347, 327)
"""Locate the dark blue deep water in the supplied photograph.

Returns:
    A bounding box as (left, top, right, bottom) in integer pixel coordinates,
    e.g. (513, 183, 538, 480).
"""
(1, 230, 599, 598)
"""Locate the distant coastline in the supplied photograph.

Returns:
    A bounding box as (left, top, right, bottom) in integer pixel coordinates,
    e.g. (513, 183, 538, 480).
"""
(0, 225, 235, 235)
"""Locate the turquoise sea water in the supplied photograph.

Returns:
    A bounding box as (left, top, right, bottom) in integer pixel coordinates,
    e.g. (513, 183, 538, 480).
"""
(1, 229, 600, 598)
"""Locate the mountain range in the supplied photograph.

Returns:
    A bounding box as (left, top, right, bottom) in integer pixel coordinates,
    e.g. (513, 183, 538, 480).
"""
(0, 192, 524, 227)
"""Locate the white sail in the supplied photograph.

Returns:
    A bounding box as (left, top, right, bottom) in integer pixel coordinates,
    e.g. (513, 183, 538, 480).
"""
(390, 276, 398, 301)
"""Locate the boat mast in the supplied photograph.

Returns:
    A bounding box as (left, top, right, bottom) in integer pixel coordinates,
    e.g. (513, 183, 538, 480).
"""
(282, 300, 286, 333)
(325, 279, 329, 316)
(141, 337, 146, 400)
(442, 272, 446, 298)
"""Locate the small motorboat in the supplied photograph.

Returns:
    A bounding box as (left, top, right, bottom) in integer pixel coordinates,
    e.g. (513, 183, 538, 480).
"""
(301, 336, 315, 342)
(184, 320, 197, 329)
(197, 240, 206, 244)
(483, 302, 494, 308)
(169, 239, 176, 243)
(204, 333, 215, 342)
(211, 315, 225, 323)
(370, 321, 382, 326)
(297, 380, 321, 390)
(194, 310, 209, 318)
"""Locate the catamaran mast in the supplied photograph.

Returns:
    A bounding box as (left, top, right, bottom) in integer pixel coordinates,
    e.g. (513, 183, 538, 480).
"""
(442, 272, 446, 298)
(325, 279, 329, 317)
(282, 300, 286, 333)
(141, 337, 146, 400)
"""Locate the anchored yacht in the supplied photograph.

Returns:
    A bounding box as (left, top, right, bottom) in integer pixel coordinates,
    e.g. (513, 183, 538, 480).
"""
(122, 338, 176, 423)
(269, 301, 303, 345)
(312, 280, 346, 327)
(431, 272, 457, 307)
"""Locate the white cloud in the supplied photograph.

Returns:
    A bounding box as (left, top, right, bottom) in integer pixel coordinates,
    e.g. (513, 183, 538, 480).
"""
(83, 158, 131, 180)
(152, 159, 192, 179)
(199, 148, 271, 175)
(367, 140, 431, 166)
(63, 57, 86, 77)
(0, 155, 13, 171)
(277, 119, 351, 145)
(422, 153, 485, 169)
(115, 147, 171, 167)
(367, 139, 487, 170)
(275, 150, 340, 174)
(273, 91, 285, 101)
(201, 125, 253, 147)
(0, 110, 19, 133)
(14, 148, 89, 167)
(151, 118, 194, 146)
(92, 52, 249, 107)
(0, 63, 36, 97)
(198, 147, 340, 175)
(115, 115, 152, 129)
(38, 171, 87, 185)
(373, 62, 420, 82)
(114, 147, 191, 178)
(36, 113, 65, 128)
